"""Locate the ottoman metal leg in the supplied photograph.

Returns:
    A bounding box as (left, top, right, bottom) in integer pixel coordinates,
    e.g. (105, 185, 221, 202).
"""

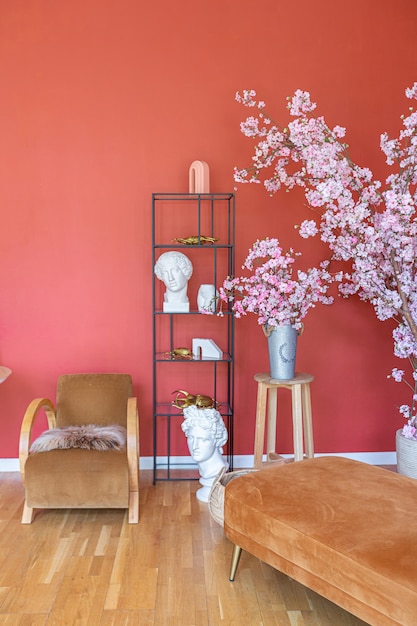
(229, 544, 242, 581)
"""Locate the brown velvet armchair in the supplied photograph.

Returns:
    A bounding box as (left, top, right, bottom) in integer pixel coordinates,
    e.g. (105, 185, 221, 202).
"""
(19, 373, 139, 524)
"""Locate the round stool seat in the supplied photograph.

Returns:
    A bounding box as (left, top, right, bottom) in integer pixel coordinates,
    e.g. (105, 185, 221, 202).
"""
(254, 372, 314, 386)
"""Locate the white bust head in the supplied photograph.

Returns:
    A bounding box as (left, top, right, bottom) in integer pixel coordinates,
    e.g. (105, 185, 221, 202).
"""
(154, 251, 193, 303)
(181, 405, 228, 479)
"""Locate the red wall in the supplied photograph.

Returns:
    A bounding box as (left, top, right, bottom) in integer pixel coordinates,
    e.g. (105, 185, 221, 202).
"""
(1, 0, 416, 459)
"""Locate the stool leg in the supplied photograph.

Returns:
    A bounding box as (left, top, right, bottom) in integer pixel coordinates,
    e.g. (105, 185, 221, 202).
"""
(266, 387, 277, 461)
(292, 384, 304, 462)
(302, 383, 314, 458)
(229, 544, 242, 581)
(254, 382, 268, 468)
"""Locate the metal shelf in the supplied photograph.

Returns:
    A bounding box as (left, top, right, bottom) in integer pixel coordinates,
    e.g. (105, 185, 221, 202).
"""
(152, 192, 235, 483)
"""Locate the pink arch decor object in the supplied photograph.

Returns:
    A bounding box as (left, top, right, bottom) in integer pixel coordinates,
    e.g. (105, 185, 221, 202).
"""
(189, 160, 210, 193)
(0, 366, 11, 383)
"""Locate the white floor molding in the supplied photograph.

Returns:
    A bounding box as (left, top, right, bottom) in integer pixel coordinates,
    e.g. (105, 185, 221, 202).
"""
(0, 451, 397, 473)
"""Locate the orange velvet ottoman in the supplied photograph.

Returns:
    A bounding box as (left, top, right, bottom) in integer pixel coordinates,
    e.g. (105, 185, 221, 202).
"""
(224, 456, 417, 626)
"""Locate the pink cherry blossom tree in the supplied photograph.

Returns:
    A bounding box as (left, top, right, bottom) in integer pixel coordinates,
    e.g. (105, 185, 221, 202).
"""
(234, 85, 417, 438)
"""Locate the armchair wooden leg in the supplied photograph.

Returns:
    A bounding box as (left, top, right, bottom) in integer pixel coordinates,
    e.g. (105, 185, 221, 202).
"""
(21, 501, 34, 524)
(229, 544, 242, 581)
(128, 491, 139, 524)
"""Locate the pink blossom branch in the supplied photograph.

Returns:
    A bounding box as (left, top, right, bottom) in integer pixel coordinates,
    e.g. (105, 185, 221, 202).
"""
(391, 254, 417, 344)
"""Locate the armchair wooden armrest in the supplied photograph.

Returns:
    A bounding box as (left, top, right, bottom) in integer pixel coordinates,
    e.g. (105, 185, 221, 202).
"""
(127, 396, 140, 523)
(19, 398, 56, 483)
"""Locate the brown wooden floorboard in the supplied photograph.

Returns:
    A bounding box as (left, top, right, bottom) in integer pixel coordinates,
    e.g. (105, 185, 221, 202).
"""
(0, 470, 370, 625)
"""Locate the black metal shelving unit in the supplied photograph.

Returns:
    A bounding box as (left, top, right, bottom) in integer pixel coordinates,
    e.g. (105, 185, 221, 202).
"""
(152, 193, 235, 483)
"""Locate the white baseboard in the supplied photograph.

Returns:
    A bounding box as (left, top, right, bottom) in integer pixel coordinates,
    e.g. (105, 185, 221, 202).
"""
(0, 451, 397, 473)
(0, 458, 20, 471)
(228, 451, 397, 468)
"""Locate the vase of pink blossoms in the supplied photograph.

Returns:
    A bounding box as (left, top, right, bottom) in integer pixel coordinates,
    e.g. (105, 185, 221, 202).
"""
(388, 368, 417, 478)
(234, 84, 417, 463)
(396, 430, 417, 479)
(393, 374, 417, 478)
(219, 238, 333, 379)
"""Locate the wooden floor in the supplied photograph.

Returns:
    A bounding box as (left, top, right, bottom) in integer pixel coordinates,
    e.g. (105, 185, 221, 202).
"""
(0, 471, 369, 626)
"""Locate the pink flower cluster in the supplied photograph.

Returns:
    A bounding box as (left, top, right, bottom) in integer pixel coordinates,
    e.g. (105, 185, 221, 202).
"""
(219, 238, 333, 330)
(234, 84, 417, 429)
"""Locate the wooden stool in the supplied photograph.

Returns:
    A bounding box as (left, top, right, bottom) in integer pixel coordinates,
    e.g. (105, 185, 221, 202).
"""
(253, 372, 314, 468)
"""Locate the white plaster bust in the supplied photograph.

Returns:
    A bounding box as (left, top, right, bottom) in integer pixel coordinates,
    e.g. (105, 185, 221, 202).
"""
(181, 405, 229, 502)
(154, 251, 193, 312)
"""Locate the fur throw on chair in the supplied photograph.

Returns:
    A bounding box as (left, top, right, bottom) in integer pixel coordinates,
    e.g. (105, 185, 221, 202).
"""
(30, 424, 127, 453)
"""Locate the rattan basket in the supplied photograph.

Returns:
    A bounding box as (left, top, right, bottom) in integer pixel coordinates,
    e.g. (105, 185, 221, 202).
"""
(208, 466, 257, 526)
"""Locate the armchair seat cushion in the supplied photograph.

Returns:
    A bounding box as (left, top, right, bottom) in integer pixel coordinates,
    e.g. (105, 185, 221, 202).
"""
(25, 448, 129, 509)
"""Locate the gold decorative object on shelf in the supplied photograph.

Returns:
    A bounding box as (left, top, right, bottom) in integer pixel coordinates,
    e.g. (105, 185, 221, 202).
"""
(172, 235, 219, 245)
(171, 389, 218, 410)
(165, 347, 194, 360)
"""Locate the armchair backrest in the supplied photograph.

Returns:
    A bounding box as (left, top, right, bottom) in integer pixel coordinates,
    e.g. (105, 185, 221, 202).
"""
(55, 373, 133, 428)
